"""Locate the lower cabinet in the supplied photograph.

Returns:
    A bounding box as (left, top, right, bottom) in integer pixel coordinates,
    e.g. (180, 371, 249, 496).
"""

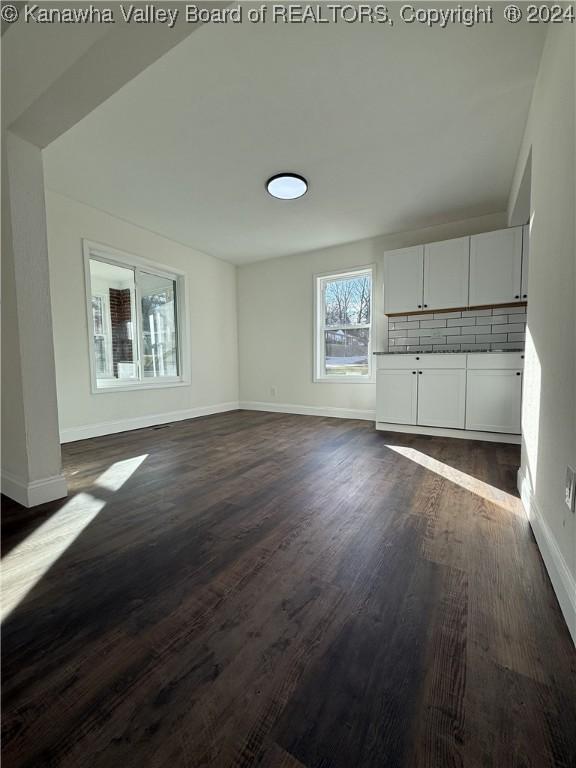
(376, 352, 523, 438)
(465, 369, 522, 434)
(417, 369, 466, 429)
(377, 368, 465, 429)
(376, 369, 417, 425)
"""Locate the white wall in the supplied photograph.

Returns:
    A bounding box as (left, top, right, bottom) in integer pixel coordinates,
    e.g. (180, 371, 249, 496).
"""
(46, 190, 239, 440)
(510, 24, 576, 643)
(237, 212, 506, 418)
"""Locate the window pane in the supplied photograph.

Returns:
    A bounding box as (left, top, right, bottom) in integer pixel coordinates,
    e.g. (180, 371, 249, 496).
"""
(324, 274, 371, 326)
(89, 259, 137, 382)
(140, 272, 179, 378)
(93, 336, 109, 376)
(92, 296, 104, 336)
(324, 328, 369, 376)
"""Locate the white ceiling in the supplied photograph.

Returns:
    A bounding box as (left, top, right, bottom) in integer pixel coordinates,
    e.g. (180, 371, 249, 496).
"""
(43, 15, 546, 264)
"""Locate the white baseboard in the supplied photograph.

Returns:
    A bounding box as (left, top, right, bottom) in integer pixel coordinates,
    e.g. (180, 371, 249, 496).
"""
(239, 401, 376, 421)
(60, 401, 240, 443)
(376, 422, 521, 444)
(518, 466, 576, 646)
(1, 470, 68, 508)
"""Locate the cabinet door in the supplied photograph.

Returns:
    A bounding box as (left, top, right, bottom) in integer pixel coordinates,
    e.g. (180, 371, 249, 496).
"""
(521, 224, 529, 301)
(416, 369, 466, 429)
(383, 246, 424, 314)
(376, 369, 418, 425)
(465, 369, 522, 433)
(423, 237, 469, 310)
(469, 227, 523, 306)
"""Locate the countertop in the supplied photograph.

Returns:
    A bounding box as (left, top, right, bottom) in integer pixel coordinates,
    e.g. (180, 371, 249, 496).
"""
(373, 349, 524, 355)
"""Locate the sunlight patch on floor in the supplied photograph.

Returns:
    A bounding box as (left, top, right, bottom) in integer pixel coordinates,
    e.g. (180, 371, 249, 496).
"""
(95, 454, 148, 491)
(1, 493, 105, 622)
(386, 444, 522, 514)
(1, 454, 149, 622)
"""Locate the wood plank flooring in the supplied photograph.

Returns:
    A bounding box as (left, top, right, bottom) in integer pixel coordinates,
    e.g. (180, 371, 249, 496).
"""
(2, 410, 575, 768)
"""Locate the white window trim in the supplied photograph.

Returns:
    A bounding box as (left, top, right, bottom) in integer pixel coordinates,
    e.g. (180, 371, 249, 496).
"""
(83, 239, 190, 394)
(314, 265, 375, 384)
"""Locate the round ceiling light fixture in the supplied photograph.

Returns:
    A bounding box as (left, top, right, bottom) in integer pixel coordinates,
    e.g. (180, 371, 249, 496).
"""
(266, 173, 308, 200)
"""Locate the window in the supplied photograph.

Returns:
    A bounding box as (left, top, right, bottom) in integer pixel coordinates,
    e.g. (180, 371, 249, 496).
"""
(84, 241, 187, 391)
(315, 268, 373, 381)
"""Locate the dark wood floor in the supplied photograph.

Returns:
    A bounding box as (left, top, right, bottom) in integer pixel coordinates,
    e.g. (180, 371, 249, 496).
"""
(2, 411, 575, 768)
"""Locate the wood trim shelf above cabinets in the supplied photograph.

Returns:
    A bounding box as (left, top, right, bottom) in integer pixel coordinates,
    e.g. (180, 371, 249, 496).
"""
(383, 226, 527, 316)
(386, 301, 527, 318)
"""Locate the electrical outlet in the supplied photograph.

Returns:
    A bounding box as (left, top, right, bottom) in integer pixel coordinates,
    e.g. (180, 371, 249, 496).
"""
(565, 466, 576, 513)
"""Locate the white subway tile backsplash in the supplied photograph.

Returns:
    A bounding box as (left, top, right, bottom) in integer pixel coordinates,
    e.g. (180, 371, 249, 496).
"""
(445, 335, 476, 343)
(420, 319, 447, 328)
(387, 305, 526, 353)
(448, 317, 475, 326)
(419, 336, 446, 345)
(476, 333, 507, 343)
(497, 323, 525, 333)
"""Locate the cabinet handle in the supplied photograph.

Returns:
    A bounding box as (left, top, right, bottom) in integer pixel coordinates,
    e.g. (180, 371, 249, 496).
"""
(521, 354, 524, 359)
(514, 294, 520, 299)
(412, 371, 416, 374)
(522, 294, 527, 299)
(417, 304, 422, 309)
(419, 371, 423, 374)
(424, 304, 428, 308)
(516, 372, 521, 376)
(415, 356, 420, 360)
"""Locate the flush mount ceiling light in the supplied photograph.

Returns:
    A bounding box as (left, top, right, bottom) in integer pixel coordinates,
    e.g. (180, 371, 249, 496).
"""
(266, 173, 308, 200)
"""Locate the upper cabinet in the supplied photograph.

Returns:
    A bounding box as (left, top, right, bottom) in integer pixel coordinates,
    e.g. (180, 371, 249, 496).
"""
(521, 224, 529, 301)
(383, 226, 526, 315)
(469, 227, 523, 306)
(423, 236, 469, 310)
(383, 245, 424, 314)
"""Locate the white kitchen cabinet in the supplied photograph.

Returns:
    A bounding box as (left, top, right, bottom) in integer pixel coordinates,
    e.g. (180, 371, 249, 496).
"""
(383, 246, 424, 314)
(469, 227, 523, 306)
(417, 369, 466, 429)
(423, 237, 469, 310)
(465, 369, 522, 434)
(521, 224, 529, 301)
(376, 369, 418, 425)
